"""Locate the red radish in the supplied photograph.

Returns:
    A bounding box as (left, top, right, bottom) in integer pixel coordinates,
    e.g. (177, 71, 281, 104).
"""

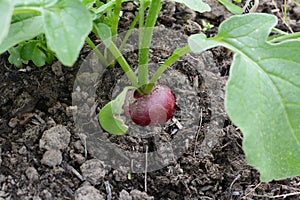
(124, 85, 175, 126)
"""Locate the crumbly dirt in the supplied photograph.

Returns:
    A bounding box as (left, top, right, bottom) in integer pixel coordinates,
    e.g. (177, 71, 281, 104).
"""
(1, 0, 300, 200)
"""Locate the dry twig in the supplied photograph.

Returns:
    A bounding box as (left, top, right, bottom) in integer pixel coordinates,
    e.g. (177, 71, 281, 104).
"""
(144, 145, 148, 192)
(193, 108, 203, 157)
(271, 0, 294, 33)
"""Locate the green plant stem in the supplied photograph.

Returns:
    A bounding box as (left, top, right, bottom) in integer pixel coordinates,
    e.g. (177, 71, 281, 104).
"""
(143, 45, 191, 94)
(283, 0, 288, 23)
(119, 13, 140, 52)
(111, 0, 122, 42)
(144, 0, 162, 31)
(269, 32, 300, 43)
(292, 0, 300, 6)
(104, 0, 122, 67)
(95, 0, 115, 15)
(267, 28, 289, 41)
(85, 37, 108, 66)
(107, 42, 138, 87)
(139, 0, 145, 29)
(272, 27, 289, 35)
(138, 0, 147, 87)
(138, 0, 162, 88)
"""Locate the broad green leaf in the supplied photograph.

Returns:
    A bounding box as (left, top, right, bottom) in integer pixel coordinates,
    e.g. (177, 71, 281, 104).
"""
(8, 46, 24, 67)
(189, 34, 220, 53)
(31, 49, 46, 66)
(13, 0, 58, 7)
(99, 86, 135, 135)
(43, 0, 92, 66)
(0, 0, 13, 46)
(218, 0, 242, 14)
(21, 41, 46, 67)
(11, 13, 40, 24)
(171, 0, 211, 13)
(0, 16, 44, 54)
(188, 13, 300, 182)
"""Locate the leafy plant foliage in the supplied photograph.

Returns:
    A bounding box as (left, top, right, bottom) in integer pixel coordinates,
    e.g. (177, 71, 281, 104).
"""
(0, 0, 92, 66)
(189, 13, 300, 182)
(1, 0, 300, 183)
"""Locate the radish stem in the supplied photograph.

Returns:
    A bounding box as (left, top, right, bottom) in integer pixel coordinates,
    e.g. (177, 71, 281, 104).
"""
(138, 0, 162, 89)
(144, 45, 191, 94)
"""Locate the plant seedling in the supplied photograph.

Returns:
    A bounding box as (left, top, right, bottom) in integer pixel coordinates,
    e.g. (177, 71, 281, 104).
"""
(0, 0, 135, 67)
(2, 0, 299, 184)
(97, 0, 209, 134)
(189, 8, 300, 183)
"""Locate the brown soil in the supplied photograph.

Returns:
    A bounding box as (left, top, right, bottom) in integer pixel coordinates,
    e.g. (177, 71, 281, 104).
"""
(0, 0, 300, 199)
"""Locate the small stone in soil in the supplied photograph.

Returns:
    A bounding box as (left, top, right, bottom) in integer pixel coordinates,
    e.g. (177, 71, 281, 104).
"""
(129, 189, 154, 200)
(51, 61, 63, 77)
(75, 184, 105, 200)
(113, 167, 128, 182)
(40, 189, 52, 200)
(18, 145, 27, 155)
(71, 152, 86, 165)
(80, 159, 108, 185)
(119, 190, 131, 200)
(25, 167, 39, 182)
(8, 117, 18, 128)
(39, 125, 71, 150)
(41, 149, 62, 167)
(73, 140, 85, 153)
(66, 105, 78, 117)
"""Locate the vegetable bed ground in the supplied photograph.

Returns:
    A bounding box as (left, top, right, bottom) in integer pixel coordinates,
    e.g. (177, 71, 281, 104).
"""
(0, 0, 300, 199)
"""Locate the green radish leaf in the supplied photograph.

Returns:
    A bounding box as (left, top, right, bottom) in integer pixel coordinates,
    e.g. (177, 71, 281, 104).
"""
(94, 0, 130, 14)
(0, 0, 13, 46)
(94, 0, 116, 14)
(99, 86, 135, 135)
(95, 0, 103, 7)
(43, 0, 92, 66)
(11, 13, 40, 24)
(102, 12, 114, 28)
(93, 23, 112, 46)
(8, 46, 24, 68)
(13, 0, 58, 7)
(189, 33, 220, 53)
(81, 0, 96, 9)
(0, 16, 44, 54)
(21, 41, 46, 67)
(188, 13, 300, 182)
(171, 0, 211, 13)
(31, 49, 46, 66)
(218, 0, 242, 14)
